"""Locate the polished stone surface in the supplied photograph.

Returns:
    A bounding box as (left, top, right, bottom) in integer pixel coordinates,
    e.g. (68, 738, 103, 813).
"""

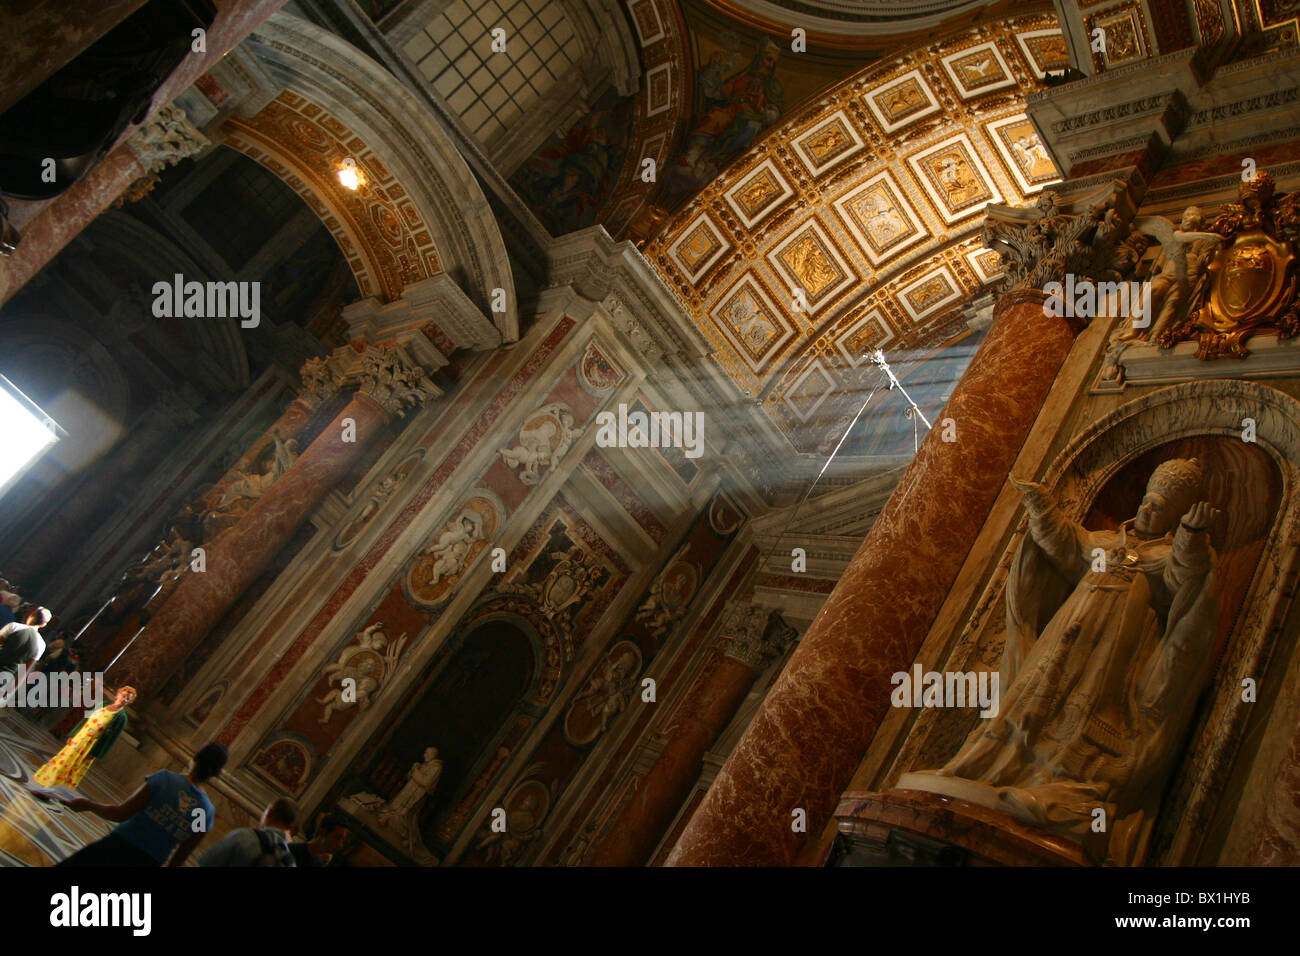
(834, 788, 1090, 866)
(0, 713, 125, 867)
(666, 293, 1075, 866)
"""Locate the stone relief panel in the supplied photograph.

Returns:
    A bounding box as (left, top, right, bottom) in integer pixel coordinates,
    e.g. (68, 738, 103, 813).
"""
(498, 402, 582, 486)
(404, 495, 503, 608)
(563, 640, 643, 747)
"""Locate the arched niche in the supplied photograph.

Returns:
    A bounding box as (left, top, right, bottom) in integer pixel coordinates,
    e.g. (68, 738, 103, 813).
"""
(1034, 380, 1300, 864)
(891, 378, 1300, 865)
(354, 611, 544, 856)
(230, 13, 518, 341)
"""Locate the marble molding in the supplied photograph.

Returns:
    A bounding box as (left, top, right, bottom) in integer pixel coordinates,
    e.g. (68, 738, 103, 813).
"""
(664, 291, 1077, 866)
(110, 392, 391, 694)
(834, 789, 1090, 866)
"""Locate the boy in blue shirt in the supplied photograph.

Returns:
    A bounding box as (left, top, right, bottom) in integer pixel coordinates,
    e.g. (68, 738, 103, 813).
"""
(56, 742, 227, 866)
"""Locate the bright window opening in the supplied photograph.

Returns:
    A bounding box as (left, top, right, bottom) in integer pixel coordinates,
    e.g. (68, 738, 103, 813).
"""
(0, 375, 62, 498)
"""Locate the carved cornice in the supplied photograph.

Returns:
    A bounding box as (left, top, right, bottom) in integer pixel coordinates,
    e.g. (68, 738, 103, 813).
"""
(1187, 86, 1300, 128)
(1023, 49, 1202, 104)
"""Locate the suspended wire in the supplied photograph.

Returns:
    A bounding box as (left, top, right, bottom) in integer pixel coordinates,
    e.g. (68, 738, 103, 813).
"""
(762, 349, 933, 572)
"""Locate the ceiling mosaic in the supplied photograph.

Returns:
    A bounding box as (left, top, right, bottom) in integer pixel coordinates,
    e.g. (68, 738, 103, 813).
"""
(644, 12, 1070, 454)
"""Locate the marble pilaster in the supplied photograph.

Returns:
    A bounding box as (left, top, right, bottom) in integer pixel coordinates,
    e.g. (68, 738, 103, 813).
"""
(586, 604, 795, 867)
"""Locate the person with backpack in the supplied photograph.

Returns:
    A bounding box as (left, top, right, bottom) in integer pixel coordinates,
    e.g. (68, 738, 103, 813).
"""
(55, 742, 226, 866)
(198, 797, 298, 866)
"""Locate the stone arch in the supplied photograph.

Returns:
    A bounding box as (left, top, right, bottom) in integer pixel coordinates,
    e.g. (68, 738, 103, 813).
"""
(88, 211, 251, 393)
(226, 13, 518, 342)
(450, 593, 567, 709)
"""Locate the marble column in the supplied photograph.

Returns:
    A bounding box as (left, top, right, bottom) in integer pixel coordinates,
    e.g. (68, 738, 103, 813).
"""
(587, 605, 796, 867)
(0, 148, 147, 305)
(664, 289, 1077, 866)
(0, 0, 285, 305)
(108, 390, 388, 694)
(0, 0, 149, 115)
(108, 345, 437, 694)
(75, 370, 334, 672)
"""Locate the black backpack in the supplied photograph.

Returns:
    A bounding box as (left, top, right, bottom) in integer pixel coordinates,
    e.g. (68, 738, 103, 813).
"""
(252, 829, 292, 867)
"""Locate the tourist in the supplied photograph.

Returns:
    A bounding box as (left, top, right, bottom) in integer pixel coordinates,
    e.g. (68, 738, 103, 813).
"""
(55, 742, 226, 866)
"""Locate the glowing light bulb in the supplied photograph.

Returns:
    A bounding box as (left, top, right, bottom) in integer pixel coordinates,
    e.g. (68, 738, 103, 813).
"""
(337, 159, 361, 190)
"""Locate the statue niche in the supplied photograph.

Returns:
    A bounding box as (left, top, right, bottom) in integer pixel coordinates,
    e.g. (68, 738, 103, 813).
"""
(341, 618, 536, 863)
(895, 435, 1281, 866)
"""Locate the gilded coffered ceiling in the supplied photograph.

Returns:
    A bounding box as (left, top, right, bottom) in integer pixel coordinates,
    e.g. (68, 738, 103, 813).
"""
(645, 11, 1070, 454)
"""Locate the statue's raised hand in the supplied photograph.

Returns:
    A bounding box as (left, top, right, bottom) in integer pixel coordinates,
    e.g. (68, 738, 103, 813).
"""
(1009, 475, 1051, 513)
(1180, 500, 1221, 533)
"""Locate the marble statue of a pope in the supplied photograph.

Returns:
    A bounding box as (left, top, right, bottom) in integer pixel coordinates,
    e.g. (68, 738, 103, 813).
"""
(900, 457, 1221, 865)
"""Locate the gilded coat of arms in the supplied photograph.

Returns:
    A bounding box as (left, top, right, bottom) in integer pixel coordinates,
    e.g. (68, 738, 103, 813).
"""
(1156, 171, 1300, 358)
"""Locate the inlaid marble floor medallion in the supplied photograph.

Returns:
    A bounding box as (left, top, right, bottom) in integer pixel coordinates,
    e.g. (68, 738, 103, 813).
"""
(0, 713, 126, 866)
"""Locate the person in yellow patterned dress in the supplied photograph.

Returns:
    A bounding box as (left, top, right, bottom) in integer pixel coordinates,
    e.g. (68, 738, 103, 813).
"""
(33, 686, 135, 788)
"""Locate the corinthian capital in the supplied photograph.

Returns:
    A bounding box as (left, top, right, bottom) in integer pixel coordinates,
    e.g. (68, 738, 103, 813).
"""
(983, 180, 1140, 294)
(298, 356, 343, 406)
(718, 602, 798, 672)
(125, 104, 209, 175)
(357, 344, 439, 417)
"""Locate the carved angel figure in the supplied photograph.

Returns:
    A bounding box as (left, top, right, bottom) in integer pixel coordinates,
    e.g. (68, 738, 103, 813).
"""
(634, 580, 680, 637)
(499, 405, 579, 485)
(1123, 207, 1223, 344)
(419, 511, 484, 587)
(209, 433, 299, 531)
(475, 792, 544, 864)
(317, 623, 407, 723)
(583, 646, 640, 733)
(901, 458, 1221, 866)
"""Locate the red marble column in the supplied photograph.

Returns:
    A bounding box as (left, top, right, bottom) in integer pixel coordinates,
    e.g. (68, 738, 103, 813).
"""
(0, 0, 149, 115)
(74, 393, 326, 671)
(0, 0, 287, 305)
(0, 148, 146, 304)
(108, 391, 388, 695)
(586, 654, 757, 867)
(666, 290, 1075, 866)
